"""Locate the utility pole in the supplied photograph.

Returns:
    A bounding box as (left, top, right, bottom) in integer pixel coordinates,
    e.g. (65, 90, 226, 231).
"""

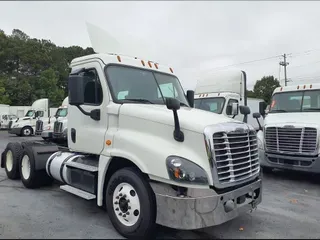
(279, 53, 290, 86)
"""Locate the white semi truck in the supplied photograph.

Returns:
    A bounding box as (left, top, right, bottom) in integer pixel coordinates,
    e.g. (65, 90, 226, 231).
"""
(35, 97, 68, 143)
(194, 70, 265, 131)
(257, 83, 320, 173)
(8, 98, 49, 136)
(1, 53, 262, 238)
(0, 113, 17, 129)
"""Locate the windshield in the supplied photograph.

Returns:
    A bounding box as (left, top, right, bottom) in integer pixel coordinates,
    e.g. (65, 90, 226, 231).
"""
(8, 115, 17, 120)
(55, 108, 68, 117)
(25, 110, 35, 117)
(194, 97, 225, 114)
(270, 90, 320, 113)
(105, 65, 189, 106)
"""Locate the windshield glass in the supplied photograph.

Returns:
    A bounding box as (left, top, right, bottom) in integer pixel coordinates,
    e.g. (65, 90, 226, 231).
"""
(270, 90, 320, 113)
(25, 110, 35, 117)
(105, 65, 189, 106)
(194, 97, 225, 114)
(55, 108, 68, 117)
(8, 115, 17, 120)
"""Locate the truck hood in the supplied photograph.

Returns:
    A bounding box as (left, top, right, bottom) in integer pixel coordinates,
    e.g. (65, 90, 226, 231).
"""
(265, 112, 320, 127)
(120, 104, 242, 133)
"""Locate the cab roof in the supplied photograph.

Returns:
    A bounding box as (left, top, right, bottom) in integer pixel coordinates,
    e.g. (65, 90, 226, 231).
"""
(273, 83, 320, 94)
(70, 53, 175, 76)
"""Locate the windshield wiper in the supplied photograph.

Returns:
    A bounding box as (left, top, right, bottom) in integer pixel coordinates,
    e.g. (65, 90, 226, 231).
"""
(303, 108, 320, 111)
(125, 98, 154, 104)
(270, 109, 287, 113)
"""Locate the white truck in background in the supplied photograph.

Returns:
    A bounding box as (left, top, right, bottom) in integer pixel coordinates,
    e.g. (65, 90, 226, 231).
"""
(194, 70, 265, 131)
(0, 114, 18, 129)
(257, 83, 320, 174)
(1, 53, 262, 238)
(8, 98, 49, 136)
(35, 97, 69, 144)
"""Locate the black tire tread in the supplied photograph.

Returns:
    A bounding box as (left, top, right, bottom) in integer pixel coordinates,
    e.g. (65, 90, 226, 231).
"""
(4, 142, 23, 180)
(20, 146, 53, 189)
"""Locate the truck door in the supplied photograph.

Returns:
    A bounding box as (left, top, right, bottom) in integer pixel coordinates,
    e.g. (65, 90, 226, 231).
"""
(68, 61, 109, 155)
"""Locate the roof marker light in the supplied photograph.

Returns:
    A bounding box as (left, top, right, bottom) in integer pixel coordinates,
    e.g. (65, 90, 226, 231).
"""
(297, 85, 300, 89)
(310, 84, 313, 88)
(148, 61, 152, 68)
(117, 55, 121, 62)
(303, 85, 306, 89)
(154, 63, 159, 69)
(141, 60, 145, 66)
(169, 67, 173, 73)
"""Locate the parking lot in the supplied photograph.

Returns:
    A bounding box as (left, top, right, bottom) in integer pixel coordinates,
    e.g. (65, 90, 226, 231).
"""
(0, 130, 319, 239)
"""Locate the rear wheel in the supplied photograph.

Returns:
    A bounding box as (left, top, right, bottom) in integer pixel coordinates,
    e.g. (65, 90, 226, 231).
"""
(106, 167, 156, 238)
(19, 146, 53, 189)
(4, 142, 22, 179)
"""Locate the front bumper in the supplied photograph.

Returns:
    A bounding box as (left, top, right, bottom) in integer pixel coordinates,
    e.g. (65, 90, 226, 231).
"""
(8, 127, 22, 135)
(259, 149, 320, 173)
(53, 132, 67, 140)
(151, 177, 262, 230)
(41, 131, 53, 138)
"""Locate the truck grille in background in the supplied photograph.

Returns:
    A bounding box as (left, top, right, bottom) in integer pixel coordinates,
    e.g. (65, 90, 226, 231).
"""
(8, 121, 13, 130)
(265, 127, 317, 153)
(36, 120, 43, 132)
(212, 130, 259, 184)
(54, 121, 63, 133)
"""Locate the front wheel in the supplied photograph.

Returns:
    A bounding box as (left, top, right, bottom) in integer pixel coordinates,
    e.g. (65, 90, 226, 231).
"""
(21, 126, 33, 137)
(106, 167, 156, 238)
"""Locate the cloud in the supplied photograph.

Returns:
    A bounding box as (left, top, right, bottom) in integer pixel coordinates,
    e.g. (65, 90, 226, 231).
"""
(1, 1, 320, 90)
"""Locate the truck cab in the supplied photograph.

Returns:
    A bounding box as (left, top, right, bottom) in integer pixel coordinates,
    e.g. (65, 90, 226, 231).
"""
(0, 114, 17, 129)
(258, 83, 320, 173)
(9, 98, 49, 136)
(194, 70, 265, 131)
(35, 97, 68, 143)
(1, 53, 262, 238)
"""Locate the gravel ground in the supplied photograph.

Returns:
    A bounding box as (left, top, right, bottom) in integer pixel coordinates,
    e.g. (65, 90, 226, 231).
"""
(0, 131, 319, 239)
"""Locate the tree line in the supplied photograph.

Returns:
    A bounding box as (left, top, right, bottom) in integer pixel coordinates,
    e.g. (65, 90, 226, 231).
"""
(0, 29, 280, 106)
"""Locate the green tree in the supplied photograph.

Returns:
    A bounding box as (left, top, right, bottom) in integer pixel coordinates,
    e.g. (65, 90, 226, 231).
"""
(246, 90, 256, 98)
(253, 76, 280, 104)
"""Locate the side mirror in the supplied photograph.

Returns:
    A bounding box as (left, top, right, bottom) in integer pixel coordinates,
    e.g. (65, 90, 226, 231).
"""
(253, 112, 262, 131)
(226, 103, 239, 116)
(239, 105, 251, 115)
(253, 112, 261, 119)
(259, 101, 267, 116)
(165, 97, 180, 111)
(68, 75, 85, 106)
(186, 90, 194, 108)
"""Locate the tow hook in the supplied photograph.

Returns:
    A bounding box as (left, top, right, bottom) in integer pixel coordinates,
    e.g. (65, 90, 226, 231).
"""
(250, 191, 258, 212)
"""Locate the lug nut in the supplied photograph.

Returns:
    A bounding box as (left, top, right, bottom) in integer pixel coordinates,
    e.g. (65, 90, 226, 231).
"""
(116, 196, 119, 199)
(128, 206, 131, 210)
(119, 193, 123, 196)
(115, 208, 119, 211)
(114, 201, 118, 204)
(123, 214, 126, 218)
(118, 213, 122, 216)
(123, 194, 126, 198)
(126, 212, 130, 215)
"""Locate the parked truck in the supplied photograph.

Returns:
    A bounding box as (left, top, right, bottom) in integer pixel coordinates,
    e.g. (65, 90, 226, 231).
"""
(257, 83, 320, 174)
(0, 114, 17, 129)
(35, 97, 68, 143)
(1, 53, 262, 238)
(194, 70, 265, 131)
(8, 98, 49, 136)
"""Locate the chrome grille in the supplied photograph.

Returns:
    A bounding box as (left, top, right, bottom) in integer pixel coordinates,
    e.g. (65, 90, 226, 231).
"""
(36, 120, 43, 132)
(212, 130, 259, 184)
(54, 121, 63, 133)
(265, 127, 317, 153)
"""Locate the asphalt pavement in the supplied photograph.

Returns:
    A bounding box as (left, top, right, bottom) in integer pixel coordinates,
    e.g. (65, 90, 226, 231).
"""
(0, 131, 319, 239)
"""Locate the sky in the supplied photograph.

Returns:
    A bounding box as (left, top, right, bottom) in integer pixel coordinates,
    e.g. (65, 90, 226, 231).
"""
(2, 1, 320, 91)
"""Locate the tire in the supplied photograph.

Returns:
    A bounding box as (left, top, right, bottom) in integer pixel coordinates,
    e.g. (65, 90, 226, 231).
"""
(19, 146, 53, 189)
(21, 126, 33, 137)
(106, 167, 156, 239)
(3, 142, 23, 179)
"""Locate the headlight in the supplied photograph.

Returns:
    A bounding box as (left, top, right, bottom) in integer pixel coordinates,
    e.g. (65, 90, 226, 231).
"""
(44, 126, 51, 131)
(166, 156, 208, 185)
